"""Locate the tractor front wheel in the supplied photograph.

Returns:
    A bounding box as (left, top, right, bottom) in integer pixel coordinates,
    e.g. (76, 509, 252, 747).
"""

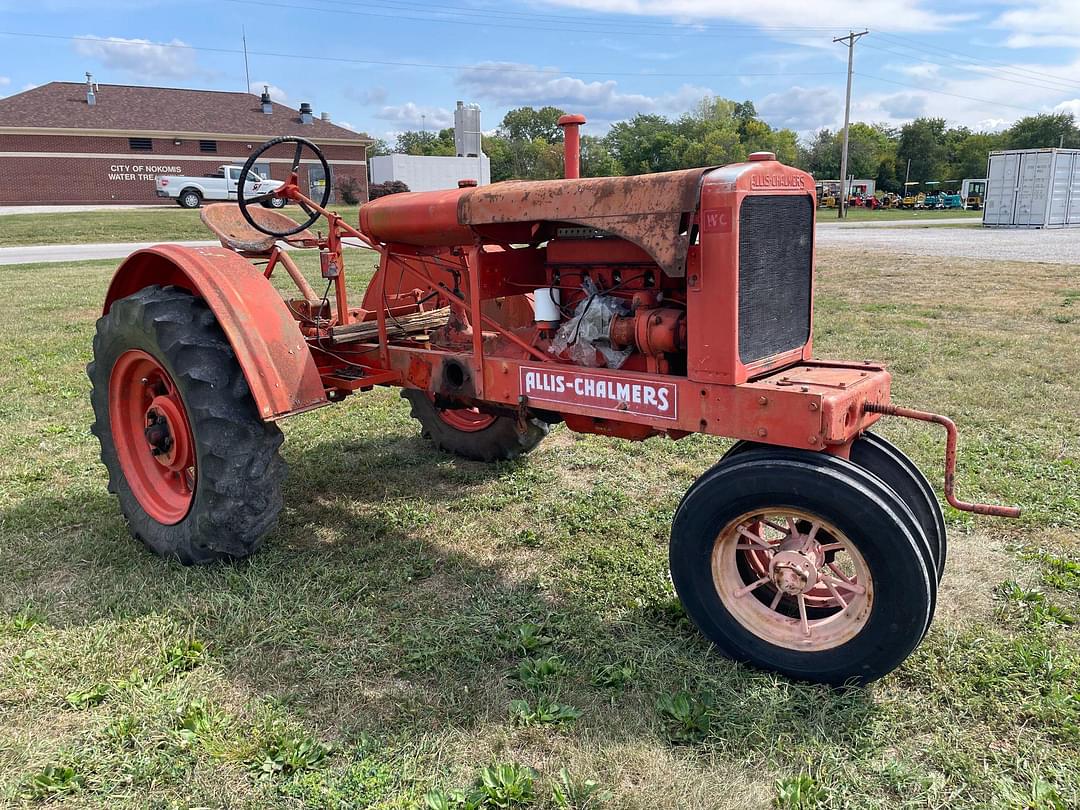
(670, 448, 935, 684)
(402, 389, 548, 462)
(88, 285, 285, 564)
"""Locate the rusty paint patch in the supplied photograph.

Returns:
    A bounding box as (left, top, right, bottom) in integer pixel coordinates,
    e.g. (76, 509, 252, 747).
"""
(457, 168, 715, 277)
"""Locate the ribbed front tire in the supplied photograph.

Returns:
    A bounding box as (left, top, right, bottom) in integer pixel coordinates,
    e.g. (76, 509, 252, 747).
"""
(671, 447, 935, 685)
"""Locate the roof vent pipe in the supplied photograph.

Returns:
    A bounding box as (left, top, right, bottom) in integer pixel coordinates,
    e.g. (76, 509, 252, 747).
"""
(85, 71, 96, 106)
(320, 111, 331, 122)
(299, 102, 313, 125)
(260, 86, 273, 114)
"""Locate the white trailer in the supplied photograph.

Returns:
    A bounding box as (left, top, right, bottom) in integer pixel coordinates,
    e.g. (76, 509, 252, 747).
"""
(370, 154, 491, 193)
(983, 148, 1080, 228)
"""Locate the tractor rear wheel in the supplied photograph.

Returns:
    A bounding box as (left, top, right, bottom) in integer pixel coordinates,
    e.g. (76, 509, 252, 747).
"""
(670, 447, 935, 684)
(401, 389, 548, 462)
(88, 285, 285, 564)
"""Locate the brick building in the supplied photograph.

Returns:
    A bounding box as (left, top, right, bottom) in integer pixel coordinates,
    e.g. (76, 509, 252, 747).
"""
(0, 80, 372, 205)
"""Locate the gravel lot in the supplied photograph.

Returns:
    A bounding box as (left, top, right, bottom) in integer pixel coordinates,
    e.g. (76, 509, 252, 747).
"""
(816, 224, 1080, 264)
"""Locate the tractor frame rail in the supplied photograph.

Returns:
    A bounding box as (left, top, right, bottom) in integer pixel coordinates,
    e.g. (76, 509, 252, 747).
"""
(862, 402, 1021, 518)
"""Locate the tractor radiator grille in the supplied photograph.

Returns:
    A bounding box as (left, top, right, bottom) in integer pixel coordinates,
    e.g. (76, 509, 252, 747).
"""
(737, 195, 813, 364)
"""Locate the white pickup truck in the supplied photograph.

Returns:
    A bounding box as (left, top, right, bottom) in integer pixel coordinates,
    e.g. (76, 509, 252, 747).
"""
(155, 165, 286, 209)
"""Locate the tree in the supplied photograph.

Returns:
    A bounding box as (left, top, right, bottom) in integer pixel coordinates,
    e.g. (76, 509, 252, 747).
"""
(498, 106, 567, 143)
(579, 134, 618, 177)
(606, 114, 680, 174)
(1001, 112, 1080, 150)
(394, 128, 454, 156)
(800, 128, 840, 178)
(896, 118, 949, 184)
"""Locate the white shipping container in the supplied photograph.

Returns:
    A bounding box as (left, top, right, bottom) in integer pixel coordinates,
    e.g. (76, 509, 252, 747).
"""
(370, 154, 491, 192)
(983, 148, 1080, 228)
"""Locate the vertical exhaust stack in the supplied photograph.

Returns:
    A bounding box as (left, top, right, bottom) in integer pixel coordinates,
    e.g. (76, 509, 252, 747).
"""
(558, 114, 586, 179)
(261, 86, 273, 114)
(85, 72, 97, 106)
(299, 102, 314, 125)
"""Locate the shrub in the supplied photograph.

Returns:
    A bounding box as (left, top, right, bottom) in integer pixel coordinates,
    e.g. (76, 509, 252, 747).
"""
(369, 180, 410, 200)
(336, 175, 364, 205)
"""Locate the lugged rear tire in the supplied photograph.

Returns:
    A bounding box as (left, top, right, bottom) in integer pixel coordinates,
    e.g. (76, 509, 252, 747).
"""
(401, 389, 548, 462)
(88, 285, 285, 564)
(671, 447, 935, 684)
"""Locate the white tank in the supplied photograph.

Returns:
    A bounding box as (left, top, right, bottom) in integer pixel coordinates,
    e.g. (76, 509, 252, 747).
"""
(454, 101, 483, 158)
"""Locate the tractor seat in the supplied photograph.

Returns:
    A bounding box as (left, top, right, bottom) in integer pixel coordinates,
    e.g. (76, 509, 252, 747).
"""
(200, 203, 316, 254)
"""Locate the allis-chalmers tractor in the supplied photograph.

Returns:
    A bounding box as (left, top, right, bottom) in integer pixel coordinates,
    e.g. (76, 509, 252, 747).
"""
(88, 117, 1019, 684)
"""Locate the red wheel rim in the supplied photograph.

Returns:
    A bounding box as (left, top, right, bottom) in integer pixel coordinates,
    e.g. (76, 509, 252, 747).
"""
(108, 350, 196, 525)
(430, 396, 496, 432)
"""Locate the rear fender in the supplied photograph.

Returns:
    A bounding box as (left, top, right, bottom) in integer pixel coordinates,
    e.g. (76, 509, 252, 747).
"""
(104, 244, 326, 420)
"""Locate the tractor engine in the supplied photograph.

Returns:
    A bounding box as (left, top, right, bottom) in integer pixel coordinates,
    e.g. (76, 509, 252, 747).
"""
(357, 147, 817, 425)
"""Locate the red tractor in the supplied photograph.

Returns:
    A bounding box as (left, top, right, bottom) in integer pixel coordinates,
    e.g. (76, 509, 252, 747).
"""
(88, 117, 1018, 684)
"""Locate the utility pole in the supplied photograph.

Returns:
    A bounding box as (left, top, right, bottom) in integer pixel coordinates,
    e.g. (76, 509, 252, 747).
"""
(834, 29, 869, 219)
(242, 26, 251, 94)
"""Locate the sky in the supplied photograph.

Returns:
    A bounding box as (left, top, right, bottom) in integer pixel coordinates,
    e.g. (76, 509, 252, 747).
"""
(2, 0, 1080, 142)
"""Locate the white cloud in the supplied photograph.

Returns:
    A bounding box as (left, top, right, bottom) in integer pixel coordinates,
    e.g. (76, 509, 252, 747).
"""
(975, 117, 1013, 133)
(1054, 99, 1080, 118)
(456, 61, 712, 124)
(877, 93, 927, 120)
(545, 1, 966, 32)
(346, 86, 388, 105)
(757, 85, 841, 131)
(995, 1, 1080, 48)
(375, 102, 453, 129)
(0, 77, 10, 87)
(250, 81, 288, 102)
(897, 63, 940, 81)
(73, 35, 194, 79)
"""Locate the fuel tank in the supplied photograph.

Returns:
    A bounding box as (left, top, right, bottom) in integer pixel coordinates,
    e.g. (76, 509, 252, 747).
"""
(359, 187, 474, 246)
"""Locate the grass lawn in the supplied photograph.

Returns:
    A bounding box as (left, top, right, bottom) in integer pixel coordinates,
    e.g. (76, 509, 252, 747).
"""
(820, 207, 982, 222)
(0, 205, 361, 247)
(0, 247, 1077, 808)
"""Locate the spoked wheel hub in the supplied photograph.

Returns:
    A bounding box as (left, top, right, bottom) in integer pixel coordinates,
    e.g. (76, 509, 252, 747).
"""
(713, 509, 873, 650)
(108, 350, 196, 525)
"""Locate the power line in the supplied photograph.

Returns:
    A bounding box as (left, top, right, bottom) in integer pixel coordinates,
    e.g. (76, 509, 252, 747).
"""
(222, 0, 840, 40)
(0, 30, 844, 81)
(863, 41, 1080, 95)
(856, 72, 1044, 114)
(306, 0, 846, 34)
(875, 32, 1080, 89)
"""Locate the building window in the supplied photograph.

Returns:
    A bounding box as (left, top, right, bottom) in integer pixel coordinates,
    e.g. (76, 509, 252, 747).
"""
(199, 140, 218, 153)
(128, 137, 153, 151)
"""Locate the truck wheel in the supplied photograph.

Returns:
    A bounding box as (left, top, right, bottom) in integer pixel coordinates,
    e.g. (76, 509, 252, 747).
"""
(401, 389, 547, 462)
(724, 436, 946, 580)
(262, 197, 287, 209)
(849, 433, 946, 580)
(88, 285, 285, 564)
(671, 448, 935, 684)
(178, 189, 202, 209)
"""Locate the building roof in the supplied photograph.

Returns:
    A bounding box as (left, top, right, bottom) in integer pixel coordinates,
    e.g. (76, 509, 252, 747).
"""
(0, 82, 371, 143)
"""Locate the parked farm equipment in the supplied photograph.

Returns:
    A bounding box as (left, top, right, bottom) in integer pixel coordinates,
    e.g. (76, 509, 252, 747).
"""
(961, 178, 986, 210)
(88, 120, 1020, 685)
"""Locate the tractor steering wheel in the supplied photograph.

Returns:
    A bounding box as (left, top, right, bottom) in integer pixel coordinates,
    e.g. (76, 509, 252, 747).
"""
(237, 136, 332, 237)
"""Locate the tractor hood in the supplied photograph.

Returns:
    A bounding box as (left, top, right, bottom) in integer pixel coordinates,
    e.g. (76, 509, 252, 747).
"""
(359, 168, 715, 277)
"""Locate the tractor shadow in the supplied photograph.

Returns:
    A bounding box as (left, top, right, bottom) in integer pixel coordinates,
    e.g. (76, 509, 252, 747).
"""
(0, 429, 878, 759)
